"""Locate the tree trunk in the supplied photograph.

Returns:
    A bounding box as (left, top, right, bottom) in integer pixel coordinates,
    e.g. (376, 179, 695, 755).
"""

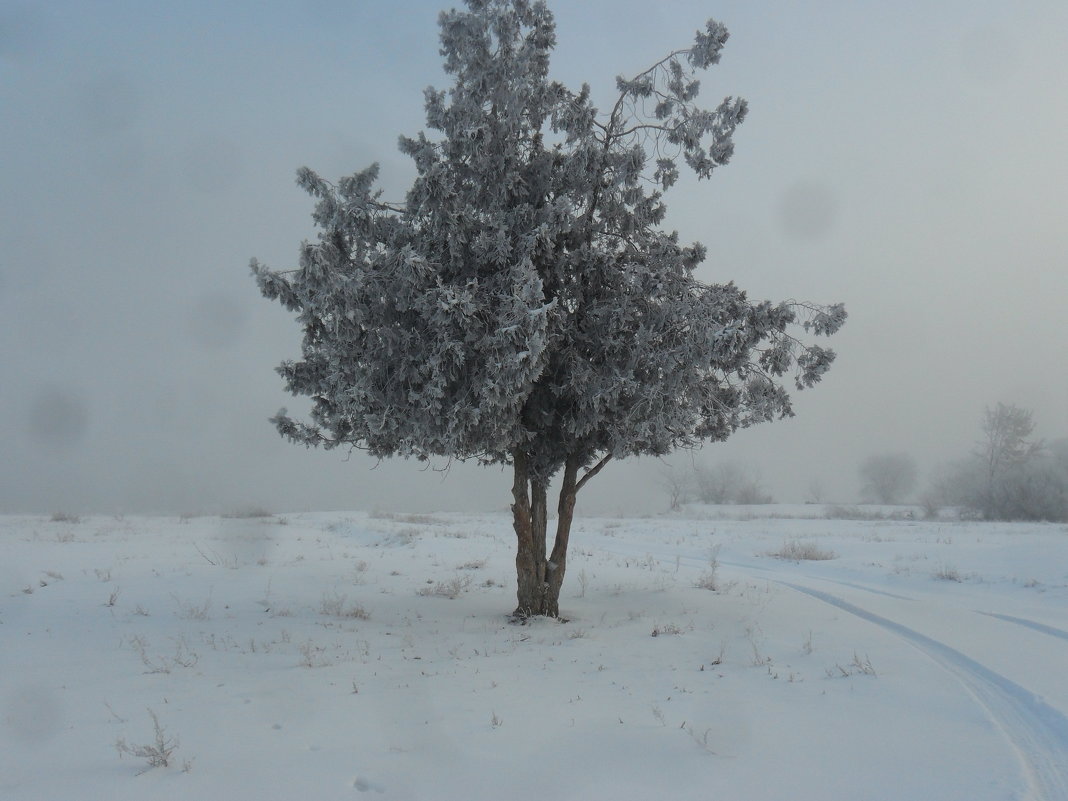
(543, 456, 580, 617)
(512, 451, 549, 616)
(511, 451, 606, 619)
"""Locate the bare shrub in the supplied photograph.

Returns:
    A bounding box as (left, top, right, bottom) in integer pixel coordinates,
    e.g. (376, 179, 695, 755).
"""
(575, 569, 590, 598)
(373, 512, 445, 526)
(658, 463, 693, 510)
(694, 544, 722, 591)
(128, 635, 199, 673)
(694, 462, 772, 505)
(193, 543, 239, 569)
(298, 640, 331, 668)
(919, 492, 942, 520)
(683, 723, 716, 754)
(735, 480, 773, 505)
(320, 591, 370, 620)
(825, 504, 914, 521)
(694, 572, 718, 591)
(382, 528, 420, 546)
(805, 477, 827, 504)
(173, 592, 212, 620)
(222, 506, 275, 519)
(933, 563, 962, 582)
(651, 622, 683, 637)
(115, 709, 180, 772)
(827, 652, 877, 678)
(417, 574, 472, 599)
(50, 511, 81, 523)
(766, 540, 836, 561)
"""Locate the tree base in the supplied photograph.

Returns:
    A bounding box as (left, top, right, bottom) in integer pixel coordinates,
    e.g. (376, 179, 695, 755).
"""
(508, 609, 570, 625)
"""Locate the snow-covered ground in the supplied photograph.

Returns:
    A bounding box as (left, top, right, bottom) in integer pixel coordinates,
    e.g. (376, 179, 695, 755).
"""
(3, 506, 1067, 800)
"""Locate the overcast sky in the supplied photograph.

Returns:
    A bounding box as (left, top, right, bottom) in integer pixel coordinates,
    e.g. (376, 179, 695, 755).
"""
(3, 0, 1066, 515)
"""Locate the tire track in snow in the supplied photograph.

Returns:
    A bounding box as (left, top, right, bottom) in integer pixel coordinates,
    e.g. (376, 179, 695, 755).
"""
(780, 582, 1068, 801)
(978, 612, 1068, 644)
(786, 579, 1068, 643)
(808, 577, 913, 601)
(767, 571, 915, 601)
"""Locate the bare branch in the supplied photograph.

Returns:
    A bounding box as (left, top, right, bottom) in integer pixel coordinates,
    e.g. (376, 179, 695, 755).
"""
(576, 454, 613, 493)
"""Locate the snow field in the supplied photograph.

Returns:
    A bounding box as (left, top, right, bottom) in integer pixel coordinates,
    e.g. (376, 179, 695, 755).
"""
(2, 508, 1066, 800)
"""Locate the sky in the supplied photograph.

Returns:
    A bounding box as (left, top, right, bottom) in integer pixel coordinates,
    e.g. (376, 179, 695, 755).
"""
(2, 0, 1067, 515)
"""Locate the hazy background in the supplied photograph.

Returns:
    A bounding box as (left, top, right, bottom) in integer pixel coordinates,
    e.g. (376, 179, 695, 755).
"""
(3, 0, 1066, 515)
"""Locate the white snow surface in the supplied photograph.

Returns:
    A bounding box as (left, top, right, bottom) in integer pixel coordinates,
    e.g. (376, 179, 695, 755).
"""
(2, 505, 1067, 800)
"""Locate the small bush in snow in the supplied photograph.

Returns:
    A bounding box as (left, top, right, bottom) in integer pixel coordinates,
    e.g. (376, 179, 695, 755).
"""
(695, 544, 722, 590)
(694, 572, 719, 591)
(766, 540, 836, 562)
(827, 652, 877, 678)
(172, 592, 212, 620)
(222, 506, 275, 519)
(298, 640, 331, 668)
(320, 591, 370, 619)
(932, 563, 962, 582)
(418, 575, 472, 599)
(115, 709, 181, 772)
(651, 622, 683, 637)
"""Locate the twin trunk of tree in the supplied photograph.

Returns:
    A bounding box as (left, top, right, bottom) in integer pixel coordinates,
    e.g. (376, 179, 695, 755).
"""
(511, 451, 581, 618)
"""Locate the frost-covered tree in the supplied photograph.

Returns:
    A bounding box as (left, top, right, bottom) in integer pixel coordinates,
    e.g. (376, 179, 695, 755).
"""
(252, 0, 845, 617)
(859, 453, 917, 505)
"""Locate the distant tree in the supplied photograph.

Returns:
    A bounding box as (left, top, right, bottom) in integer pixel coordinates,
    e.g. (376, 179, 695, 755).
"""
(693, 462, 771, 504)
(930, 405, 1067, 521)
(734, 469, 773, 505)
(978, 403, 1039, 487)
(658, 463, 693, 512)
(252, 0, 845, 617)
(693, 462, 741, 504)
(986, 453, 1068, 522)
(859, 453, 917, 505)
(805, 476, 826, 504)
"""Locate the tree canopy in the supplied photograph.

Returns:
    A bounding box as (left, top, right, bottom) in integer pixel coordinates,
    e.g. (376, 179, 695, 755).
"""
(252, 0, 845, 615)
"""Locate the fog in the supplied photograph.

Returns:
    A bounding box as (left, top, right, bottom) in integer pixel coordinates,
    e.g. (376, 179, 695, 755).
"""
(3, 0, 1066, 516)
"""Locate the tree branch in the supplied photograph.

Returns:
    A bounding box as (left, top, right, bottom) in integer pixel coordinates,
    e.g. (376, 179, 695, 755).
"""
(576, 453, 613, 493)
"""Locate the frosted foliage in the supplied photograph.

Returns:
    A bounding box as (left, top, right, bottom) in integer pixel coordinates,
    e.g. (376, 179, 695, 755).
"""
(252, 0, 844, 483)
